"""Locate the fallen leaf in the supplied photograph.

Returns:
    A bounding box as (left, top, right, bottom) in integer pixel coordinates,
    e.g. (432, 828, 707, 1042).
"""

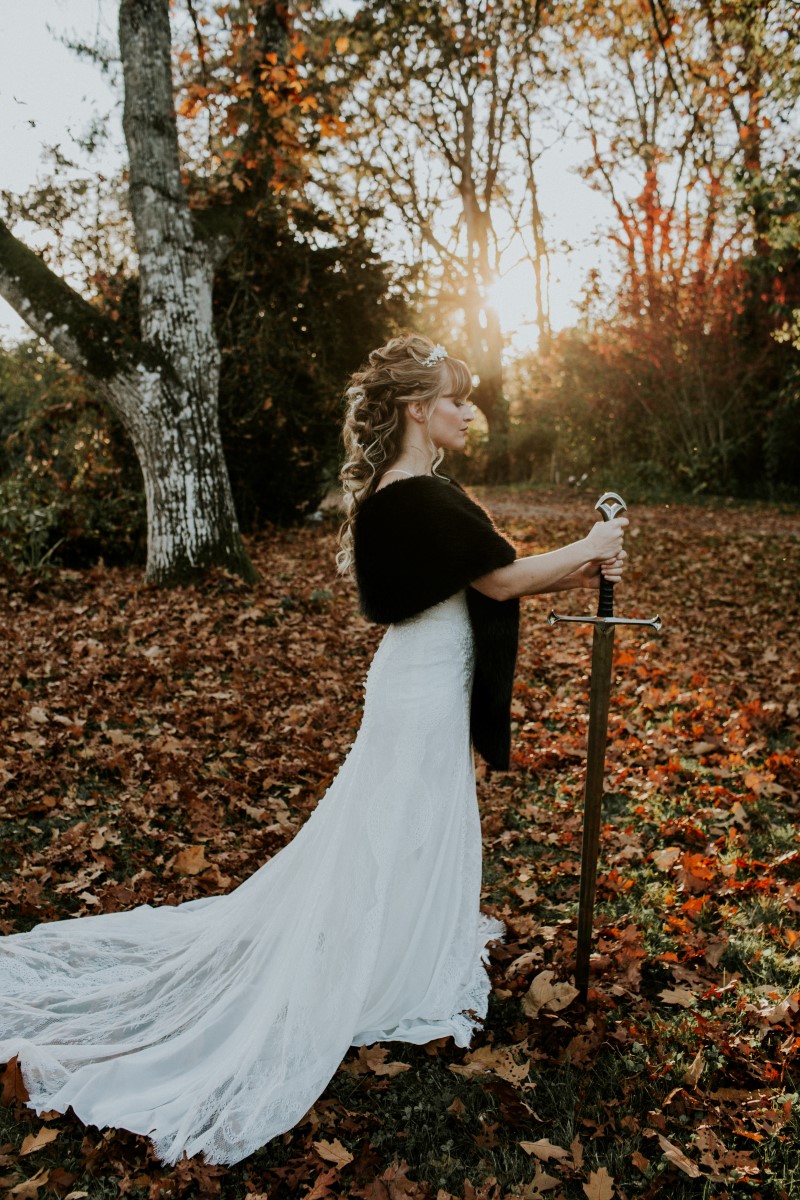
(505, 949, 542, 977)
(374, 1059, 412, 1077)
(652, 846, 682, 870)
(519, 1138, 570, 1162)
(703, 939, 728, 967)
(172, 845, 208, 876)
(450, 1044, 530, 1087)
(344, 1044, 411, 1077)
(11, 1168, 49, 1199)
(659, 986, 697, 1007)
(20, 1126, 60, 1155)
(582, 1166, 615, 1199)
(658, 1133, 701, 1177)
(522, 970, 579, 1019)
(1, 1058, 30, 1104)
(313, 1138, 353, 1168)
(305, 1167, 339, 1200)
(526, 1163, 561, 1194)
(682, 1049, 704, 1086)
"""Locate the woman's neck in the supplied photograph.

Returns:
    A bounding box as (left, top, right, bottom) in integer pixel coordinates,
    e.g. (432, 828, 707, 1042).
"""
(390, 444, 436, 476)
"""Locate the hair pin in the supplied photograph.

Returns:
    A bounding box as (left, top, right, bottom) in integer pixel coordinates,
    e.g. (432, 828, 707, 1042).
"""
(421, 344, 447, 367)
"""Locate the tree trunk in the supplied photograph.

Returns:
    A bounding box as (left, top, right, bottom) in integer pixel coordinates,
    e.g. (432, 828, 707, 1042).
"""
(117, 0, 254, 584)
(0, 0, 256, 586)
(468, 309, 509, 483)
(460, 145, 509, 480)
(106, 367, 254, 584)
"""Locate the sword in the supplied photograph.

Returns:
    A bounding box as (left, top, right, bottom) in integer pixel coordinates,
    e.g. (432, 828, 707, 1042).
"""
(547, 491, 662, 1001)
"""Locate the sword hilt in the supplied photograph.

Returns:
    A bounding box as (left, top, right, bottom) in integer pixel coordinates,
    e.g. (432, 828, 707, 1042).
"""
(595, 491, 625, 620)
(548, 489, 663, 633)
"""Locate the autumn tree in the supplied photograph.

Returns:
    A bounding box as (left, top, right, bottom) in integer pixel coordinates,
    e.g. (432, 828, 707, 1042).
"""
(0, 0, 258, 585)
(305, 0, 553, 477)
(167, 2, 401, 524)
(554, 0, 800, 492)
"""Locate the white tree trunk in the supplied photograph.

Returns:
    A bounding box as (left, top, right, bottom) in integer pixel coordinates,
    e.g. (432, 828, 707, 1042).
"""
(107, 365, 249, 584)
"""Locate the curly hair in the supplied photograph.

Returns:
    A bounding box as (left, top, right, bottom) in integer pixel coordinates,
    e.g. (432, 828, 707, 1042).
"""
(336, 333, 472, 576)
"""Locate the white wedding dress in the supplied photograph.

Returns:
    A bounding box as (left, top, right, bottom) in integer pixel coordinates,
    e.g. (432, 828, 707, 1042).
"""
(0, 589, 504, 1165)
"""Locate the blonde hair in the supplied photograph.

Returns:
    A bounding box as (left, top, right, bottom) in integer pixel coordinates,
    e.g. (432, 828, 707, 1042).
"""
(336, 333, 472, 576)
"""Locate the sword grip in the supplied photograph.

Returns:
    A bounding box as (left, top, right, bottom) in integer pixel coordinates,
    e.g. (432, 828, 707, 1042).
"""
(597, 574, 614, 619)
(593, 491, 624, 621)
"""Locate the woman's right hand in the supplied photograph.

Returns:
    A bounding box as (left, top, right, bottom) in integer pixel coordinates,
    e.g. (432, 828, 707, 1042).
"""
(585, 516, 628, 561)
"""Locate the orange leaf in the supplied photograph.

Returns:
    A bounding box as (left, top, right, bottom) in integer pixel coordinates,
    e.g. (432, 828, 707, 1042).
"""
(519, 1138, 570, 1162)
(20, 1126, 60, 1155)
(582, 1167, 615, 1200)
(172, 845, 208, 876)
(305, 1168, 338, 1200)
(313, 1138, 353, 1168)
(9, 1168, 49, 1199)
(1, 1057, 30, 1104)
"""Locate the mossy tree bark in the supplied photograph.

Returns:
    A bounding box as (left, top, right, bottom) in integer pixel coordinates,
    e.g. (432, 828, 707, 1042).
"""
(0, 0, 256, 586)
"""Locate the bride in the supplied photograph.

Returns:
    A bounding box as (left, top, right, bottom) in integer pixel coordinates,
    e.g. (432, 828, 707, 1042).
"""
(0, 333, 627, 1166)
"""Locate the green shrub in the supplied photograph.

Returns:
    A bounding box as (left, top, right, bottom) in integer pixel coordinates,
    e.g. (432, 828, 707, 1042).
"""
(0, 342, 145, 572)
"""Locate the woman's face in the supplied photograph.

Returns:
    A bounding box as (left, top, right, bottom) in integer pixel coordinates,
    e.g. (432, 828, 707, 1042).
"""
(428, 393, 475, 451)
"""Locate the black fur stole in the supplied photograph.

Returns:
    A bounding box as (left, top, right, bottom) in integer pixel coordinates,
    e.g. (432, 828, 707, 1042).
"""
(352, 475, 519, 770)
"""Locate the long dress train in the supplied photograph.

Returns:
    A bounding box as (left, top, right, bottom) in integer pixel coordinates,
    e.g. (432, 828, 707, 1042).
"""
(0, 590, 504, 1165)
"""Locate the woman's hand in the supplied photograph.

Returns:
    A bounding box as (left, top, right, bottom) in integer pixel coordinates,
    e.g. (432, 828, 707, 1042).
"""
(580, 549, 627, 590)
(584, 516, 628, 562)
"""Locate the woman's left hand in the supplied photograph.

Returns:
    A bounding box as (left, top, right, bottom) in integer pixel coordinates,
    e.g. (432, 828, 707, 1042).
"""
(581, 550, 627, 589)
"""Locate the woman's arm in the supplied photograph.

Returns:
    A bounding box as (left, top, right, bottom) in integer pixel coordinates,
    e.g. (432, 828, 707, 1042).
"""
(471, 519, 628, 602)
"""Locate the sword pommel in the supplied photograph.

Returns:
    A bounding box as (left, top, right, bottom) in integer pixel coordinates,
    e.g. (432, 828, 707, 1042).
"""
(595, 491, 627, 522)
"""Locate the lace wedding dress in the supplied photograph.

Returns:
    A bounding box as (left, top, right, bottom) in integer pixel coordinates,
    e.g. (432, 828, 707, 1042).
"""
(0, 589, 504, 1166)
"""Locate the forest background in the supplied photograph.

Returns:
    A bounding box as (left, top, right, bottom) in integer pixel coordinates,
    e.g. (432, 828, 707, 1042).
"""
(1, 0, 798, 579)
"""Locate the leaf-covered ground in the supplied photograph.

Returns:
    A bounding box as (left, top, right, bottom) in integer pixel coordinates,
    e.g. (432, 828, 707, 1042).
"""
(1, 486, 798, 1200)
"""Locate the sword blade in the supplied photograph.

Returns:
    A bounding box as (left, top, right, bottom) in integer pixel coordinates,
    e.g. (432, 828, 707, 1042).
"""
(575, 620, 616, 997)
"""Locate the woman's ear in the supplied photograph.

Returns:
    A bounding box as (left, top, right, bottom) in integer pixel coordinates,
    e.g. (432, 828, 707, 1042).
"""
(408, 401, 425, 424)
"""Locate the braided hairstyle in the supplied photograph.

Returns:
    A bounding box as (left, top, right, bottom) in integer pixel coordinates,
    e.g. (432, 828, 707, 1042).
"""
(336, 333, 472, 576)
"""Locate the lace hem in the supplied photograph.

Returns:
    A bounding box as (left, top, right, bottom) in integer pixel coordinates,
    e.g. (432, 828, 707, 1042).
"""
(450, 912, 506, 1047)
(350, 911, 506, 1050)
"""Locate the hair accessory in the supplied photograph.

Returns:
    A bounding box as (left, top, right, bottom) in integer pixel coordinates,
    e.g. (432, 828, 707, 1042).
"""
(421, 344, 447, 367)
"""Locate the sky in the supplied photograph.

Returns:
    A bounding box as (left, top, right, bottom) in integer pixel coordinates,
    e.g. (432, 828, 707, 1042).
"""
(0, 0, 616, 351)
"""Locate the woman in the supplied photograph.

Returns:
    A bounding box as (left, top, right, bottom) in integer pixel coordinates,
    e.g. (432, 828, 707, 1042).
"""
(0, 334, 626, 1167)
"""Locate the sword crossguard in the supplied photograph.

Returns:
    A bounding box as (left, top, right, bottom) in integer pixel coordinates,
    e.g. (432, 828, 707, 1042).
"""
(548, 611, 663, 632)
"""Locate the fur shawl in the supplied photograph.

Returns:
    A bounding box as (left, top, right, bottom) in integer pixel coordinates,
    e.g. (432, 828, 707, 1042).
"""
(352, 475, 519, 770)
